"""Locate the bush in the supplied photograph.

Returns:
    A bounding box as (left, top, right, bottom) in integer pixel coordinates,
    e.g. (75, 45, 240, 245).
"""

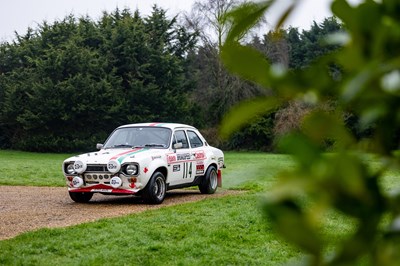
(201, 113, 275, 151)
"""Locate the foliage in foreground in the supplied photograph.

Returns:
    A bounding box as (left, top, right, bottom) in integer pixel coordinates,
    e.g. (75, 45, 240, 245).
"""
(220, 0, 400, 265)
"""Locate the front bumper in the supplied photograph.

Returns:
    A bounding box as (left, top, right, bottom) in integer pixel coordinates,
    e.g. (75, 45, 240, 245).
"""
(68, 184, 139, 194)
(65, 171, 143, 194)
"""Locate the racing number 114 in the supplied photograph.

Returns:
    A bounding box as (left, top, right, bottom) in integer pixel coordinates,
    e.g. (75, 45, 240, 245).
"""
(183, 162, 193, 179)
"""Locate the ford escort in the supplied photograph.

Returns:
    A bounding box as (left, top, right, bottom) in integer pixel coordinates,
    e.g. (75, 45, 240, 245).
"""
(62, 123, 225, 204)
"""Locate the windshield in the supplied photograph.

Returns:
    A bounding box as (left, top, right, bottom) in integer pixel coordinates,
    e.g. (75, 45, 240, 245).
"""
(103, 127, 171, 149)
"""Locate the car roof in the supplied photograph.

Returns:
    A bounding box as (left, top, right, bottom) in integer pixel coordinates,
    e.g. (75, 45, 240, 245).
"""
(117, 123, 197, 131)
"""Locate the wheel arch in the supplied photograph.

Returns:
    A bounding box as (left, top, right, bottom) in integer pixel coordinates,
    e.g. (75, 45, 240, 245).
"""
(154, 166, 168, 180)
(206, 162, 218, 173)
(146, 159, 168, 181)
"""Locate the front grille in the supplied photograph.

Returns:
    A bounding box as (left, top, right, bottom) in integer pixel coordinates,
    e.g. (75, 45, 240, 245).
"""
(86, 164, 108, 172)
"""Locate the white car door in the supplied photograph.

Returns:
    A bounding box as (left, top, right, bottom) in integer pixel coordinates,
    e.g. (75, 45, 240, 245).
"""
(186, 130, 207, 177)
(167, 129, 196, 186)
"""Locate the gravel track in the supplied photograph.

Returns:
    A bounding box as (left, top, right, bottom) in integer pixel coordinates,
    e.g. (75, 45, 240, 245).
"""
(0, 186, 236, 240)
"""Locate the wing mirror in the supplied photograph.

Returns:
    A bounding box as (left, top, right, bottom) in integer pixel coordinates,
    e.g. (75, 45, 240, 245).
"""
(96, 143, 104, 150)
(173, 142, 183, 149)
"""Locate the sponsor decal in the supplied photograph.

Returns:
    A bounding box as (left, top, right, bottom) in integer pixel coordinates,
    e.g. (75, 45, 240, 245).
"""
(177, 153, 191, 161)
(167, 153, 192, 163)
(167, 154, 177, 164)
(152, 155, 162, 160)
(173, 165, 181, 172)
(167, 152, 205, 164)
(196, 164, 205, 175)
(195, 151, 206, 160)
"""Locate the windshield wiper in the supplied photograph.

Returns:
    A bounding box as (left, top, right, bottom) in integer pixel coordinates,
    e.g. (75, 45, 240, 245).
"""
(109, 144, 134, 149)
(144, 143, 165, 148)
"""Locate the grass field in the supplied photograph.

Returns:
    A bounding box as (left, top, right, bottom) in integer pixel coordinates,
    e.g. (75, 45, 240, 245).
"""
(0, 150, 72, 187)
(0, 150, 399, 265)
(0, 150, 294, 189)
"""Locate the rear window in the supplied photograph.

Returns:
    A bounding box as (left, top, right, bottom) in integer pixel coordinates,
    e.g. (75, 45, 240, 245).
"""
(188, 131, 203, 148)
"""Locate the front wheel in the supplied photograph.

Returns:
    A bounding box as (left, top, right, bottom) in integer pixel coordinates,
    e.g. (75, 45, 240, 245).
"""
(199, 166, 218, 194)
(143, 172, 167, 204)
(69, 191, 93, 203)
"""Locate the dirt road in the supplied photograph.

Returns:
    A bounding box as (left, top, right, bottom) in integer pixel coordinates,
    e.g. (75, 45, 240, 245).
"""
(0, 186, 236, 240)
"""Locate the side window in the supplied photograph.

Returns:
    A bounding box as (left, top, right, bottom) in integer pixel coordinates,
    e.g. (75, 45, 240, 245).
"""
(173, 130, 189, 149)
(188, 131, 203, 148)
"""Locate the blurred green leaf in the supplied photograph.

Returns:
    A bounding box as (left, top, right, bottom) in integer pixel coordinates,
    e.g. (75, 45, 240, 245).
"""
(386, 216, 400, 236)
(223, 1, 274, 43)
(221, 42, 271, 88)
(220, 97, 279, 139)
(359, 104, 387, 127)
(331, 0, 356, 30)
(274, 1, 298, 30)
(311, 154, 385, 218)
(302, 111, 355, 149)
(278, 133, 321, 168)
(324, 32, 351, 46)
(387, 189, 400, 215)
(341, 65, 375, 101)
(375, 236, 400, 266)
(381, 70, 400, 94)
(264, 199, 323, 256)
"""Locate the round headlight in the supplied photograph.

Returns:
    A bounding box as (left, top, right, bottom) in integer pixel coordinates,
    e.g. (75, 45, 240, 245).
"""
(126, 164, 138, 175)
(66, 164, 75, 174)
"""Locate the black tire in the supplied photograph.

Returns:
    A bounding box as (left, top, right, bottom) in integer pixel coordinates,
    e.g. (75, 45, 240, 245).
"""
(69, 191, 93, 203)
(143, 172, 167, 204)
(199, 166, 218, 194)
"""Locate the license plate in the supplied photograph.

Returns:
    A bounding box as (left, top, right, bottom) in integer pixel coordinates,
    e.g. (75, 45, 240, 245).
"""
(91, 189, 112, 193)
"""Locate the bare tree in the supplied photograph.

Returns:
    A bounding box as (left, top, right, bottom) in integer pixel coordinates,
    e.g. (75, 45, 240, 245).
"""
(264, 30, 289, 67)
(182, 0, 268, 127)
(183, 0, 240, 49)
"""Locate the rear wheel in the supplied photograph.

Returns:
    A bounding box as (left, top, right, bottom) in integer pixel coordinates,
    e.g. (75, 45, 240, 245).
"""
(199, 166, 218, 194)
(143, 172, 166, 204)
(69, 191, 93, 203)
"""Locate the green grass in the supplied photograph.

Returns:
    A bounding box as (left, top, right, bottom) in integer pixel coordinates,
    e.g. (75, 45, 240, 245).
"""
(0, 150, 294, 189)
(0, 150, 72, 187)
(0, 150, 399, 265)
(222, 152, 294, 190)
(0, 194, 300, 265)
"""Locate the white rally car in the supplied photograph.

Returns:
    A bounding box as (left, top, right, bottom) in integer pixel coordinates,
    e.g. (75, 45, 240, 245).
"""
(62, 123, 225, 204)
